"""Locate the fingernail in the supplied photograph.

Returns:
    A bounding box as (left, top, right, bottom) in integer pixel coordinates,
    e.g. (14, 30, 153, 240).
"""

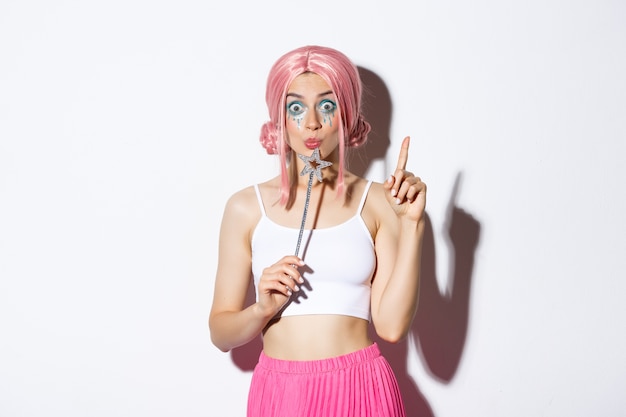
(395, 198, 401, 205)
(294, 285, 299, 292)
(391, 189, 397, 197)
(387, 175, 394, 183)
(299, 277, 304, 283)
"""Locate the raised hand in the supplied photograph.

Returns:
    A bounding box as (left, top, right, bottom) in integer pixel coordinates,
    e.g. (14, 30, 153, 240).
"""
(256, 255, 304, 317)
(384, 136, 427, 223)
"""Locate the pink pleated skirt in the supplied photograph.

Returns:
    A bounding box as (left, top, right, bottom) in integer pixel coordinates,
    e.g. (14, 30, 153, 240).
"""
(247, 343, 406, 417)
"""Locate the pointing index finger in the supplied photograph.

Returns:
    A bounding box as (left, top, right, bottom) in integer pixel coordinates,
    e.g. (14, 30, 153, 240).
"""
(396, 136, 410, 171)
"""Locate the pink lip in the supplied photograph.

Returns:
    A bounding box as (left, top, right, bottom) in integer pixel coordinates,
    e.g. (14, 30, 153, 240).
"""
(304, 139, 321, 149)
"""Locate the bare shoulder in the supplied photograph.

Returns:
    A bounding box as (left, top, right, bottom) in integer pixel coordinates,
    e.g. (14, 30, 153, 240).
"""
(363, 180, 393, 214)
(225, 185, 257, 214)
(222, 177, 282, 231)
(361, 180, 397, 234)
(221, 185, 262, 234)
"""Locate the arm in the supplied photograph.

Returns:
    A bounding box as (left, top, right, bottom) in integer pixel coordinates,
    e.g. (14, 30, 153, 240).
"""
(370, 137, 427, 343)
(208, 187, 303, 352)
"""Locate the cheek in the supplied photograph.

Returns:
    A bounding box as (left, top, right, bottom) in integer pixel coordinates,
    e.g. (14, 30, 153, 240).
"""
(285, 117, 302, 144)
(286, 110, 306, 131)
(285, 120, 301, 142)
(321, 109, 339, 129)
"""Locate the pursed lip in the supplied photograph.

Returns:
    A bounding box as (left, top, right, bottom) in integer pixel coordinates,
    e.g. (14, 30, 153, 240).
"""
(304, 138, 321, 149)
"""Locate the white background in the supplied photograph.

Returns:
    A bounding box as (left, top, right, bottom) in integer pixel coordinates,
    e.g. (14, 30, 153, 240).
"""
(1, 1, 625, 416)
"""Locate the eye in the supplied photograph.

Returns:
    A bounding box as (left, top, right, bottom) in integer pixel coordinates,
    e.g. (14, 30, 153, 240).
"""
(318, 99, 337, 114)
(287, 101, 306, 116)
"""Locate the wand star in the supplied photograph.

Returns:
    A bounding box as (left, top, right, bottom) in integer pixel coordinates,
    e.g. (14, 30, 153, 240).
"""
(298, 148, 333, 182)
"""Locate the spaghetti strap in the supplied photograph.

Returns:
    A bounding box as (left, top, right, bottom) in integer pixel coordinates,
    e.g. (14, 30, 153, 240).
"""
(357, 181, 373, 214)
(253, 184, 266, 217)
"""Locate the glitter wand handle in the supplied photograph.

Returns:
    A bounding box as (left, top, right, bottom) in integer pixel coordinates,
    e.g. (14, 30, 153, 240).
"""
(294, 148, 332, 257)
(294, 172, 314, 257)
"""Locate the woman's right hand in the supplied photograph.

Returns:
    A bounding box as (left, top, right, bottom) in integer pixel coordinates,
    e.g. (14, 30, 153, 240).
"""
(256, 255, 304, 317)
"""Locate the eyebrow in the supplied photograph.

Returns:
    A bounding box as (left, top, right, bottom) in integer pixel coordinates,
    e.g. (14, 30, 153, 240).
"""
(286, 90, 334, 99)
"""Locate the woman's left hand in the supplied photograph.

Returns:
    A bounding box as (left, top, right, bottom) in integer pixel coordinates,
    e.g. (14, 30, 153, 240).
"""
(384, 136, 427, 223)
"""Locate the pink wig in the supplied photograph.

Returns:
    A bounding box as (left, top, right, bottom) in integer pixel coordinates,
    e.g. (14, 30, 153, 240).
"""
(259, 45, 371, 205)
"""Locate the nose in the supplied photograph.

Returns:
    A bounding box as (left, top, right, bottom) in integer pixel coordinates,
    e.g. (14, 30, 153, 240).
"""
(304, 110, 322, 131)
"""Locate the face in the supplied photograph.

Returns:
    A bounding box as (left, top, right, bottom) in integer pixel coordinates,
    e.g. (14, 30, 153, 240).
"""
(285, 72, 340, 159)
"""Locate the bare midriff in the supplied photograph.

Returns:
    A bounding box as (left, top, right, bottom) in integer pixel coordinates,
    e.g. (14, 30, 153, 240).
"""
(261, 315, 372, 360)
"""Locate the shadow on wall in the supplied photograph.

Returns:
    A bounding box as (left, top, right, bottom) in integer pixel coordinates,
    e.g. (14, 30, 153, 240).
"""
(229, 67, 481, 417)
(349, 67, 391, 176)
(374, 175, 481, 417)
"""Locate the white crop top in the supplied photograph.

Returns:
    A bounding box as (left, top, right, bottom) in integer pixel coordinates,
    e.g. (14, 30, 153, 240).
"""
(251, 181, 376, 321)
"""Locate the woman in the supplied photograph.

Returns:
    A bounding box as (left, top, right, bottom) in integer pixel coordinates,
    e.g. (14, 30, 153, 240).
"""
(209, 45, 426, 417)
